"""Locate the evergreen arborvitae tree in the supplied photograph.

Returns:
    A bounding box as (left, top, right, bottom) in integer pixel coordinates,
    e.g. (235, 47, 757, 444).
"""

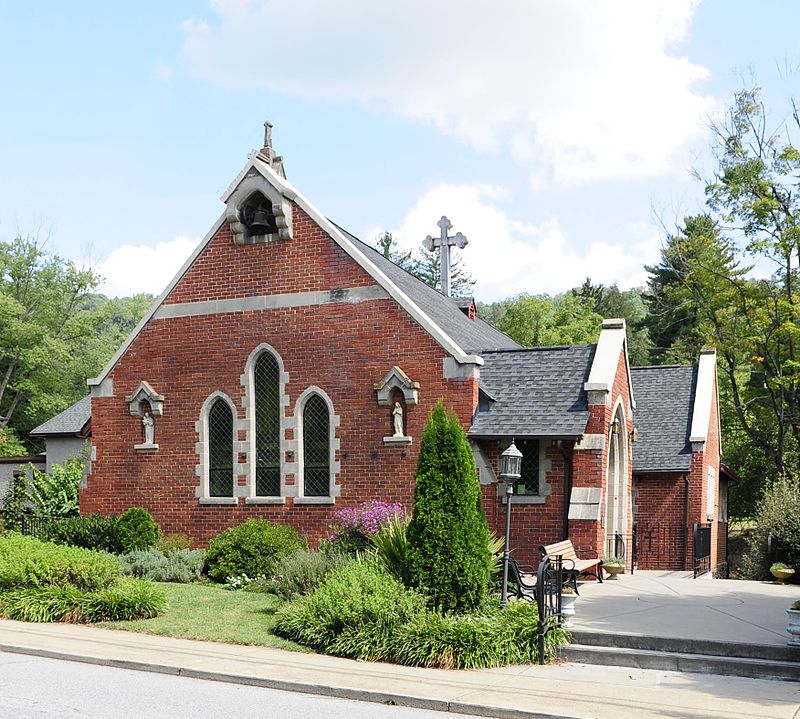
(407, 401, 490, 614)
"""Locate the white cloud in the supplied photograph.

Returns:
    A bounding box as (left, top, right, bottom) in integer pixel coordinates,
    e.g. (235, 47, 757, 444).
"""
(154, 60, 174, 82)
(181, 0, 716, 185)
(391, 185, 660, 300)
(97, 235, 198, 298)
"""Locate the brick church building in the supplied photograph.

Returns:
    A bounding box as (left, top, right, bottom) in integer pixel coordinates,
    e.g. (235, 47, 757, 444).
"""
(76, 129, 727, 572)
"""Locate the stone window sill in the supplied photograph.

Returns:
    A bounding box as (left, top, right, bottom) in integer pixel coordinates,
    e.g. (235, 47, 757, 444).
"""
(245, 496, 286, 505)
(199, 497, 239, 505)
(503, 495, 548, 505)
(294, 496, 335, 505)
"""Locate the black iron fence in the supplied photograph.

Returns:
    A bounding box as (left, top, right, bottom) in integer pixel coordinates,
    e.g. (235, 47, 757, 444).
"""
(19, 513, 67, 539)
(693, 522, 712, 578)
(534, 554, 564, 665)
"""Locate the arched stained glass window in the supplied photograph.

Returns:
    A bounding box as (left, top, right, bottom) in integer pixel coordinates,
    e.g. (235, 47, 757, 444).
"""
(303, 394, 330, 497)
(208, 399, 233, 497)
(255, 352, 281, 496)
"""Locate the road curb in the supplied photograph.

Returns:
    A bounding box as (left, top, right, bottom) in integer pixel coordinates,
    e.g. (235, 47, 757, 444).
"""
(0, 642, 581, 719)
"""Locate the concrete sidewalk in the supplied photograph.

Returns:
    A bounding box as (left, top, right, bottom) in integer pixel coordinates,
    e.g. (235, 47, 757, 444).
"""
(0, 619, 798, 719)
(572, 571, 796, 646)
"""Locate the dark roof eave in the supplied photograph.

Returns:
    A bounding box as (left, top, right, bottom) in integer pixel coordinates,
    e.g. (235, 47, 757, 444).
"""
(633, 466, 691, 475)
(468, 431, 584, 440)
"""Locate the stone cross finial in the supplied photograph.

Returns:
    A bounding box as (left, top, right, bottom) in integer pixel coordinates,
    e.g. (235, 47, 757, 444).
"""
(258, 121, 286, 179)
(422, 216, 468, 297)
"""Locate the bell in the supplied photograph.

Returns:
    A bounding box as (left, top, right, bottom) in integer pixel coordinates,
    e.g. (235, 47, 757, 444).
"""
(248, 207, 275, 235)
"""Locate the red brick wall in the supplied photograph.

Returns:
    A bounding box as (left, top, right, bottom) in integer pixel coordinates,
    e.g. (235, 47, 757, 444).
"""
(476, 439, 568, 566)
(634, 472, 688, 570)
(82, 207, 476, 545)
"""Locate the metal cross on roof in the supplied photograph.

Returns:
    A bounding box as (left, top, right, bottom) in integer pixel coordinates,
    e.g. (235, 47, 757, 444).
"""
(422, 216, 468, 297)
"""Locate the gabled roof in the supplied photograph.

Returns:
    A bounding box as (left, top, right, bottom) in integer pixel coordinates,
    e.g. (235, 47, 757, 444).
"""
(90, 152, 518, 388)
(631, 365, 697, 473)
(339, 229, 520, 353)
(30, 396, 92, 437)
(468, 345, 596, 438)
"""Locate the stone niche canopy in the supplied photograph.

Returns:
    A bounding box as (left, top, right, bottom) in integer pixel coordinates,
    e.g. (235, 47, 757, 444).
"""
(126, 381, 165, 417)
(374, 366, 420, 406)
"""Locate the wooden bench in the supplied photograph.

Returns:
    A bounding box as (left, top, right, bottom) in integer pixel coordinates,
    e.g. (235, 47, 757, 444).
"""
(539, 539, 603, 594)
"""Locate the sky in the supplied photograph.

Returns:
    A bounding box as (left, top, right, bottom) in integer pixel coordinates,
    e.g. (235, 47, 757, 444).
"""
(1, 1, 799, 302)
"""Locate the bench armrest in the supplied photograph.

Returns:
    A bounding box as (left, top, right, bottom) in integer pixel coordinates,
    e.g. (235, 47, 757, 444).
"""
(575, 547, 599, 559)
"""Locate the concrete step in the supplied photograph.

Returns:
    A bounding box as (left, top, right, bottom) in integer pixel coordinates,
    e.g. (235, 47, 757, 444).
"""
(570, 629, 799, 663)
(561, 644, 800, 682)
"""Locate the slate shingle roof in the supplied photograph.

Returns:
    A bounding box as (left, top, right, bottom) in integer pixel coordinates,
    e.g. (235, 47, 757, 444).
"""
(30, 396, 91, 436)
(336, 227, 521, 353)
(631, 365, 697, 473)
(468, 345, 596, 438)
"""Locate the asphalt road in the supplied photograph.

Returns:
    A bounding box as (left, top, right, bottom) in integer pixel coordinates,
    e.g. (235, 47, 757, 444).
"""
(0, 652, 477, 719)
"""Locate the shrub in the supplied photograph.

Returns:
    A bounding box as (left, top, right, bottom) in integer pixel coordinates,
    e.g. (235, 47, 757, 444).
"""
(0, 533, 119, 591)
(205, 519, 306, 583)
(406, 402, 490, 613)
(741, 479, 800, 579)
(275, 559, 568, 668)
(40, 514, 121, 553)
(274, 560, 427, 658)
(327, 501, 404, 555)
(115, 508, 162, 553)
(270, 549, 349, 600)
(118, 548, 205, 583)
(159, 533, 194, 555)
(23, 456, 86, 518)
(0, 577, 166, 622)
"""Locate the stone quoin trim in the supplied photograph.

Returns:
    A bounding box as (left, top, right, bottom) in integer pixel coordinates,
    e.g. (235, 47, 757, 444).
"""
(241, 343, 289, 505)
(195, 391, 245, 505)
(291, 386, 341, 504)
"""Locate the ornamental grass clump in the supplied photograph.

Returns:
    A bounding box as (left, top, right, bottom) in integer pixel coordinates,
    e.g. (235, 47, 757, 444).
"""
(274, 559, 427, 660)
(0, 534, 166, 623)
(327, 501, 404, 555)
(274, 559, 569, 668)
(406, 401, 490, 614)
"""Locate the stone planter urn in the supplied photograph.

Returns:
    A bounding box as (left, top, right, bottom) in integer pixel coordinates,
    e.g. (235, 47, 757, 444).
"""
(603, 562, 625, 580)
(772, 567, 795, 584)
(560, 594, 577, 627)
(787, 609, 800, 647)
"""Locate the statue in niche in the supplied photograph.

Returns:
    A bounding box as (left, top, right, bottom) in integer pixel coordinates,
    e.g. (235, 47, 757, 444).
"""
(142, 411, 155, 445)
(392, 402, 404, 437)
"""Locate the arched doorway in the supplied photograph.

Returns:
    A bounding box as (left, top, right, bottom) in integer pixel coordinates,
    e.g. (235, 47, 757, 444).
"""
(604, 403, 628, 559)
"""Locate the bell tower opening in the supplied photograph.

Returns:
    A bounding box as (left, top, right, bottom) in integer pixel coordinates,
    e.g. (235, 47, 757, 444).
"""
(240, 192, 278, 239)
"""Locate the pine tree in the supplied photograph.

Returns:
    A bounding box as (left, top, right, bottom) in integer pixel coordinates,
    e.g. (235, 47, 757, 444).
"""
(406, 401, 489, 613)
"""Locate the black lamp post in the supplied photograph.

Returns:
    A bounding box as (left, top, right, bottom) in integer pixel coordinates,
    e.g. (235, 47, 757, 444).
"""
(499, 439, 523, 608)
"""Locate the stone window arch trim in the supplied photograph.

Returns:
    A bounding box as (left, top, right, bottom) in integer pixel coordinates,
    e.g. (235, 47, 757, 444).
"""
(291, 386, 341, 505)
(240, 343, 290, 505)
(195, 391, 245, 505)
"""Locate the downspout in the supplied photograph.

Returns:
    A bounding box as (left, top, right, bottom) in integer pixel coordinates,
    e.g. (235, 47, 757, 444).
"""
(559, 440, 573, 541)
(683, 474, 690, 572)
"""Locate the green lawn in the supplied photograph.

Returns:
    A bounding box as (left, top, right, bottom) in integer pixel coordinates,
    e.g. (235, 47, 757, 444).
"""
(100, 582, 305, 651)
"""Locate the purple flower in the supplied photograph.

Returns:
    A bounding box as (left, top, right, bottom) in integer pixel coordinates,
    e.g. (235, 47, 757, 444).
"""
(328, 501, 404, 541)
